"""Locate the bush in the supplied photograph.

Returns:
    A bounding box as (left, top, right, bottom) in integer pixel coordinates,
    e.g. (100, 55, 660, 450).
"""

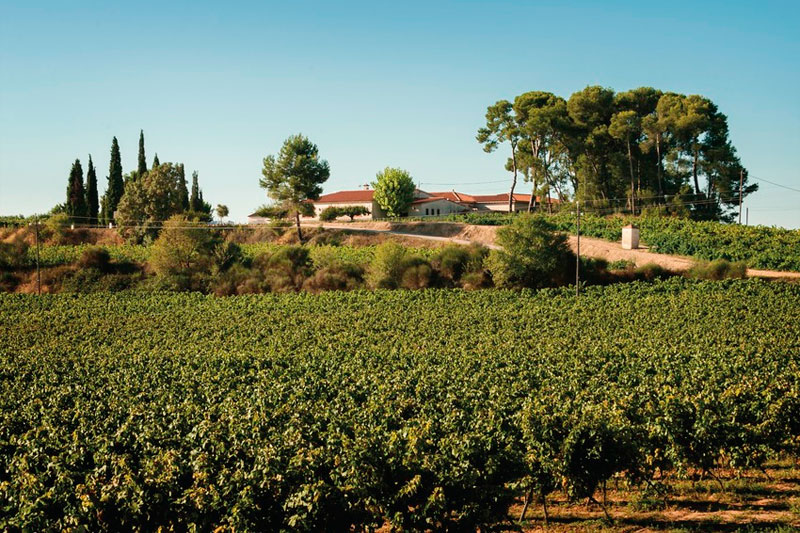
(61, 268, 139, 293)
(634, 262, 672, 281)
(433, 245, 471, 282)
(460, 271, 489, 290)
(76, 246, 112, 272)
(212, 241, 242, 273)
(400, 257, 433, 289)
(256, 246, 311, 292)
(485, 215, 573, 289)
(367, 241, 407, 288)
(149, 215, 217, 281)
(0, 238, 29, 269)
(0, 271, 20, 292)
(688, 259, 747, 280)
(303, 264, 365, 293)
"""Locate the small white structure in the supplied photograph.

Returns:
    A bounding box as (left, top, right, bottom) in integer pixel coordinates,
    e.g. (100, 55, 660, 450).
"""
(621, 224, 640, 250)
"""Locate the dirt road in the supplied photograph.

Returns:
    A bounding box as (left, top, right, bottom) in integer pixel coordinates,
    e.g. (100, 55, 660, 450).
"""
(305, 221, 800, 280)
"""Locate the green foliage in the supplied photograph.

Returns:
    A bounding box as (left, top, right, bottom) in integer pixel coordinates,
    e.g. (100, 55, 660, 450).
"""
(688, 259, 747, 280)
(319, 205, 370, 222)
(102, 137, 125, 225)
(116, 163, 187, 243)
(367, 240, 407, 288)
(76, 246, 111, 272)
(149, 215, 217, 284)
(85, 155, 99, 225)
(1, 280, 799, 530)
(137, 129, 147, 175)
(215, 204, 229, 219)
(66, 158, 87, 222)
(0, 238, 29, 269)
(485, 215, 573, 289)
(372, 167, 415, 217)
(261, 134, 330, 240)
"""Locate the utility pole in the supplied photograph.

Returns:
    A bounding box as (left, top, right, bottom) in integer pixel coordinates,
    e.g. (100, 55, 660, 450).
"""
(576, 201, 580, 297)
(35, 217, 41, 296)
(738, 168, 744, 224)
(746, 207, 749, 226)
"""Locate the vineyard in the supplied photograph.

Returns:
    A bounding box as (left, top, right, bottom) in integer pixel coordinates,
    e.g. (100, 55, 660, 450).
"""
(2, 279, 800, 530)
(413, 212, 800, 271)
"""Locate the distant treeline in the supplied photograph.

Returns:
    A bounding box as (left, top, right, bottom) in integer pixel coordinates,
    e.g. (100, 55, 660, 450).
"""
(478, 87, 756, 221)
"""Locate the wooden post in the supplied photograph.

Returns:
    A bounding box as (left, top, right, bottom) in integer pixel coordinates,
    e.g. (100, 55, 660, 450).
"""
(738, 168, 744, 224)
(576, 201, 580, 297)
(35, 218, 41, 296)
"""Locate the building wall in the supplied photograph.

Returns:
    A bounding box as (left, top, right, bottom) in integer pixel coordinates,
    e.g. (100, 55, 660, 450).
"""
(409, 199, 467, 217)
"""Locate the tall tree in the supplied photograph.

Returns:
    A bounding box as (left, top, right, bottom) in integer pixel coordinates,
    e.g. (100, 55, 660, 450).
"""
(190, 171, 201, 211)
(66, 159, 88, 222)
(102, 136, 125, 224)
(372, 167, 416, 217)
(138, 130, 147, 176)
(513, 91, 568, 213)
(116, 163, 185, 242)
(85, 155, 99, 225)
(152, 153, 160, 168)
(260, 134, 330, 241)
(176, 163, 190, 211)
(477, 100, 520, 212)
(609, 110, 642, 214)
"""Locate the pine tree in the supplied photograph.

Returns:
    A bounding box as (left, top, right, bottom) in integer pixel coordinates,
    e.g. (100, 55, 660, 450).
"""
(66, 159, 88, 222)
(177, 163, 190, 211)
(152, 153, 160, 168)
(190, 171, 201, 211)
(103, 136, 125, 224)
(138, 130, 147, 175)
(86, 155, 99, 225)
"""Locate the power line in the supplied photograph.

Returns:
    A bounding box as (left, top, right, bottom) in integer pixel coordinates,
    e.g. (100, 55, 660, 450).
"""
(750, 176, 800, 194)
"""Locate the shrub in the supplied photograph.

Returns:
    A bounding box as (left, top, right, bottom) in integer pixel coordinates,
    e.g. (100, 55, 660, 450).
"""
(76, 246, 111, 272)
(149, 215, 217, 281)
(0, 238, 29, 269)
(433, 245, 471, 282)
(460, 271, 489, 290)
(367, 241, 407, 288)
(212, 241, 242, 273)
(400, 257, 433, 290)
(257, 246, 311, 292)
(688, 259, 747, 280)
(485, 215, 573, 289)
(634, 262, 672, 281)
(0, 271, 20, 292)
(303, 264, 364, 293)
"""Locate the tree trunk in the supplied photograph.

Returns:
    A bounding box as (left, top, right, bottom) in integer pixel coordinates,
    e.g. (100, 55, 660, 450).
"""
(627, 139, 636, 215)
(692, 146, 701, 195)
(295, 211, 303, 243)
(541, 491, 549, 525)
(508, 144, 518, 213)
(528, 177, 537, 212)
(519, 488, 532, 523)
(655, 135, 664, 199)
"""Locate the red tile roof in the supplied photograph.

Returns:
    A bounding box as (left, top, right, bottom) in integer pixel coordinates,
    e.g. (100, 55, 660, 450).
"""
(315, 190, 375, 203)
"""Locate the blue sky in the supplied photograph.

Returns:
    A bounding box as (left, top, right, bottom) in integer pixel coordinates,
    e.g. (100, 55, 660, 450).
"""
(1, 1, 798, 227)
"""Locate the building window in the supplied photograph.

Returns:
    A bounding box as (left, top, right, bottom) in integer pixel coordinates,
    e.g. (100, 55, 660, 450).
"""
(425, 208, 429, 215)
(437, 209, 440, 215)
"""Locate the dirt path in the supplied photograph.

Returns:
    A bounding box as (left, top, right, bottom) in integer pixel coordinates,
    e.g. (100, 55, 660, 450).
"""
(305, 221, 800, 280)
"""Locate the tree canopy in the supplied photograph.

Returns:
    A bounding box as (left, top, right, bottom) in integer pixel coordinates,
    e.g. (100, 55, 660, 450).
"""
(479, 86, 756, 221)
(372, 167, 415, 218)
(260, 134, 330, 241)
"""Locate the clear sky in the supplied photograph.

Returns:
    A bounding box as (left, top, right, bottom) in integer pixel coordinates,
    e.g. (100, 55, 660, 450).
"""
(1, 0, 798, 227)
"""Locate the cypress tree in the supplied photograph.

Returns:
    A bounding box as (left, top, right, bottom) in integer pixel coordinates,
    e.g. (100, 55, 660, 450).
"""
(104, 136, 125, 223)
(86, 155, 99, 225)
(66, 159, 88, 222)
(190, 171, 201, 211)
(177, 164, 190, 211)
(138, 130, 147, 175)
(152, 153, 160, 168)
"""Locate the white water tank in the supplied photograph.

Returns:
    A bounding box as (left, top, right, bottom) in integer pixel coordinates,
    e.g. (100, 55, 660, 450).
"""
(622, 224, 640, 250)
